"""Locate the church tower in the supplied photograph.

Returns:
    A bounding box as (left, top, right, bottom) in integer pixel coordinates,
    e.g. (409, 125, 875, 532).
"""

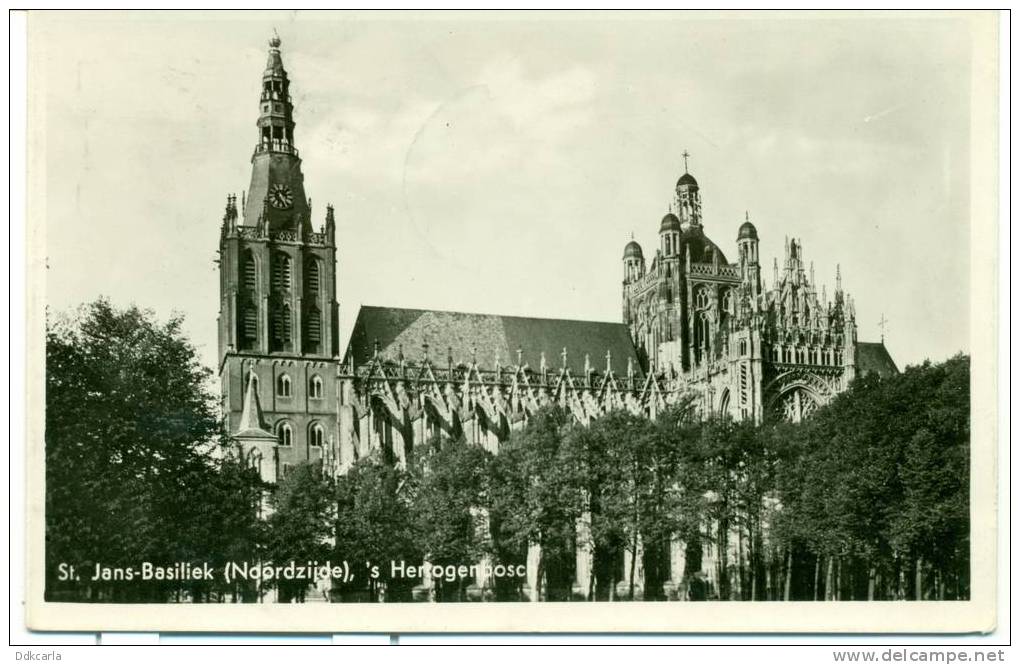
(218, 35, 340, 482)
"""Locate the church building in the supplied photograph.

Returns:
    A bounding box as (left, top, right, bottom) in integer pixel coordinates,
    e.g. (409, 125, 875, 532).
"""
(621, 156, 896, 424)
(216, 37, 897, 597)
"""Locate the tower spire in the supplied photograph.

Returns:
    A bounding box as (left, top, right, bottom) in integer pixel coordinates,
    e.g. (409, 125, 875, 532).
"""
(682, 149, 690, 173)
(242, 35, 312, 235)
(257, 33, 295, 154)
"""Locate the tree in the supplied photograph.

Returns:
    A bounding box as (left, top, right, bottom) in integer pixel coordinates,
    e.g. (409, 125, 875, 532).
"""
(409, 438, 493, 601)
(491, 407, 585, 600)
(46, 299, 263, 602)
(638, 400, 702, 600)
(762, 418, 814, 600)
(567, 410, 640, 601)
(263, 462, 336, 602)
(333, 458, 422, 602)
(774, 355, 970, 601)
(885, 355, 970, 600)
(192, 454, 267, 602)
(577, 405, 697, 601)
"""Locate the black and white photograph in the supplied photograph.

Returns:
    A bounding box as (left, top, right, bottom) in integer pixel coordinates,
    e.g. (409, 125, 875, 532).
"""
(21, 9, 1000, 634)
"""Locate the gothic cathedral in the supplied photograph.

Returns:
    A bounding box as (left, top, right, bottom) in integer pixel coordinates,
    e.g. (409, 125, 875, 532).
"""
(218, 38, 897, 486)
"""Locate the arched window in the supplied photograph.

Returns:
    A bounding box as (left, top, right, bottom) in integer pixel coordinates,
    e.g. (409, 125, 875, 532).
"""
(305, 259, 321, 294)
(272, 253, 292, 292)
(721, 288, 733, 314)
(695, 287, 709, 310)
(697, 312, 711, 348)
(248, 449, 262, 473)
(309, 423, 325, 448)
(272, 303, 292, 350)
(305, 306, 322, 353)
(719, 389, 730, 417)
(276, 422, 293, 447)
(276, 373, 291, 397)
(309, 374, 324, 399)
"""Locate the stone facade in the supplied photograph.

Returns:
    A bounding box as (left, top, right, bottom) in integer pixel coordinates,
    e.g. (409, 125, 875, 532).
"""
(620, 168, 879, 424)
(217, 36, 340, 484)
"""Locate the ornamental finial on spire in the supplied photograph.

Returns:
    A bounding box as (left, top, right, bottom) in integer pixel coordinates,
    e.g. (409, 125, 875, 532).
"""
(269, 29, 281, 49)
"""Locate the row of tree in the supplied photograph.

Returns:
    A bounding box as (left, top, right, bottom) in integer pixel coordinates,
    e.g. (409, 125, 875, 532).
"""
(45, 300, 970, 602)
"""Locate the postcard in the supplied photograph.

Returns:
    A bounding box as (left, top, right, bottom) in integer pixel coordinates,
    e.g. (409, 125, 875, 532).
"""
(23, 9, 1000, 633)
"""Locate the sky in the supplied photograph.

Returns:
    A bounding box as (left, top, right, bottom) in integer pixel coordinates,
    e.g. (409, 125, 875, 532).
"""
(34, 11, 979, 373)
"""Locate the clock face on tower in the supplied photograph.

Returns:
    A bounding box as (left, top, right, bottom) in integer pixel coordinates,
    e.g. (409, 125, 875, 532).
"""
(269, 183, 294, 209)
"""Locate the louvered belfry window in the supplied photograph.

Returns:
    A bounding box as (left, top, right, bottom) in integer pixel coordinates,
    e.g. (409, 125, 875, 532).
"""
(305, 259, 320, 294)
(272, 303, 292, 350)
(269, 252, 292, 351)
(242, 305, 258, 347)
(243, 253, 257, 292)
(239, 252, 259, 349)
(305, 307, 321, 351)
(273, 253, 292, 292)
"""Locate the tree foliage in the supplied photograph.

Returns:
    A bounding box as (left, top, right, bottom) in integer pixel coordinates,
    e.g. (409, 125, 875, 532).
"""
(331, 458, 421, 601)
(264, 462, 336, 601)
(45, 299, 264, 602)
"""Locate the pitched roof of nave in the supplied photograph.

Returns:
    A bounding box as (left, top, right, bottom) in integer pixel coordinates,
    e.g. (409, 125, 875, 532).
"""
(347, 305, 644, 379)
(855, 341, 899, 378)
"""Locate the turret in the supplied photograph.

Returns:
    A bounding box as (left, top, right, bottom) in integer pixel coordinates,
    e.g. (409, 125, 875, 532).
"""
(659, 212, 682, 257)
(737, 212, 760, 299)
(325, 203, 336, 244)
(222, 193, 238, 233)
(622, 236, 645, 283)
(674, 150, 703, 231)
